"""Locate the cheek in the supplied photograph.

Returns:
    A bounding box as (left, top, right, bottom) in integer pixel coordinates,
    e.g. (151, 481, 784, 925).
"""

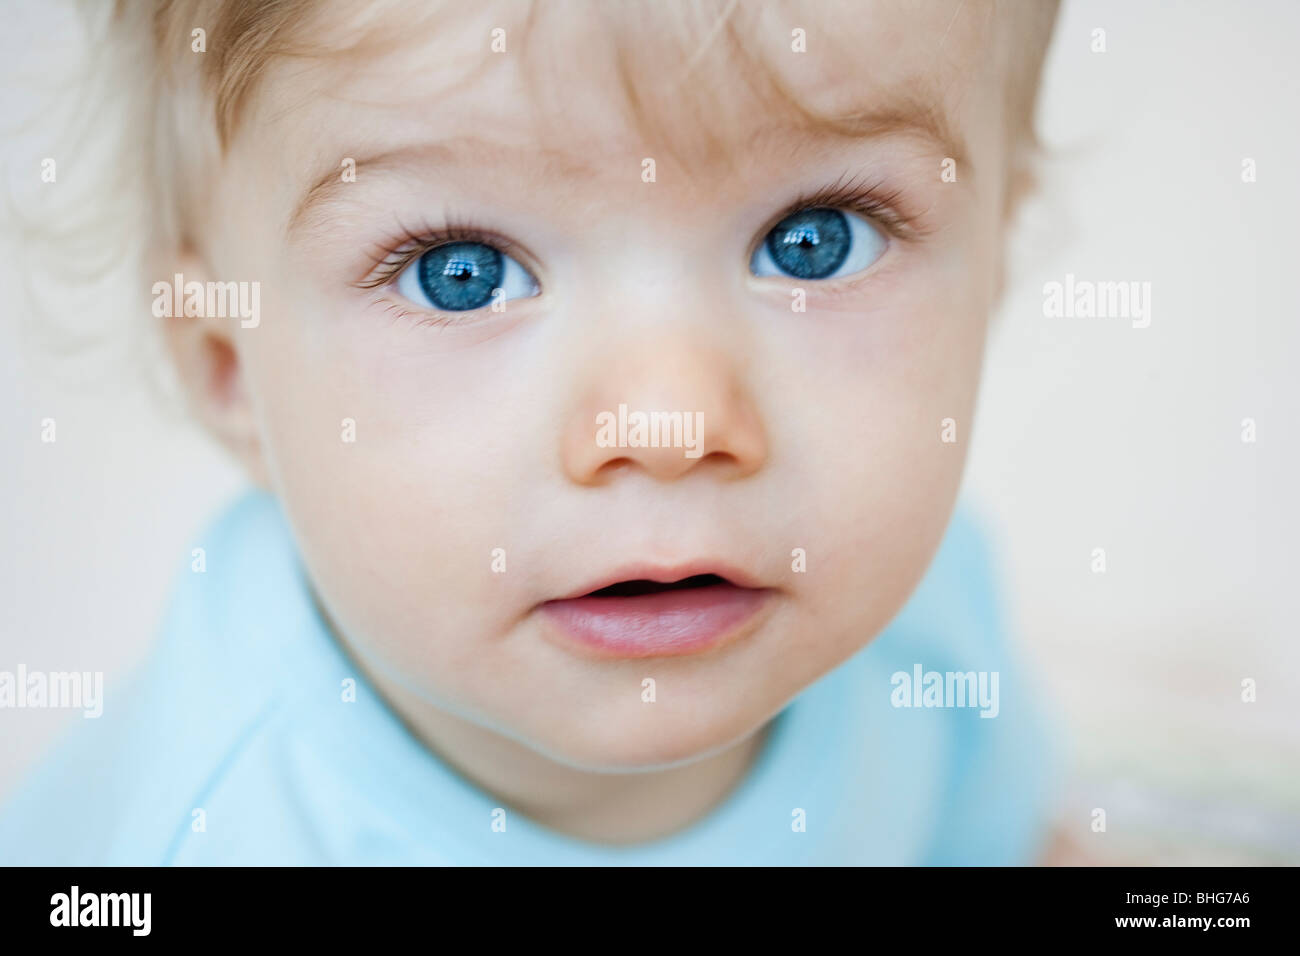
(768, 269, 989, 634)
(236, 289, 531, 682)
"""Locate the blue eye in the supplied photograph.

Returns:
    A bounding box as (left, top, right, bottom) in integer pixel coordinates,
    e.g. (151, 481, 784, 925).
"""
(396, 241, 539, 312)
(750, 207, 886, 280)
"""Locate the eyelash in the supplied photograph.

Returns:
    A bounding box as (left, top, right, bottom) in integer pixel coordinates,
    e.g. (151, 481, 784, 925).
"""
(356, 217, 530, 291)
(765, 173, 927, 244)
(355, 174, 926, 311)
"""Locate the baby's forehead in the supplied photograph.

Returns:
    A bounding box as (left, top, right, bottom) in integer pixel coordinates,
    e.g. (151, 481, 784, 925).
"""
(254, 0, 993, 179)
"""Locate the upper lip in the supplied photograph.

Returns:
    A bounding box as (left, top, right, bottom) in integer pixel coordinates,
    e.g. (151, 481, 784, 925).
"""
(547, 561, 769, 602)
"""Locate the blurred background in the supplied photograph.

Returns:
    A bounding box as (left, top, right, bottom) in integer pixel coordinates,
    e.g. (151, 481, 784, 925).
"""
(2, 0, 1297, 864)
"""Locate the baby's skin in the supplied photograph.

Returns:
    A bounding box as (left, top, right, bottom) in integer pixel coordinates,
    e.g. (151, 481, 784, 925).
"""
(163, 0, 1044, 845)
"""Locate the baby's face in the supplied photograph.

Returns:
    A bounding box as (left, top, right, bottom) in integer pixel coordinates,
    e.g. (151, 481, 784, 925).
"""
(196, 0, 1010, 769)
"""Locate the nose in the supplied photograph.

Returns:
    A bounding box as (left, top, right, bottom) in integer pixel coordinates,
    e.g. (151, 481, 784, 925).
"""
(560, 331, 768, 485)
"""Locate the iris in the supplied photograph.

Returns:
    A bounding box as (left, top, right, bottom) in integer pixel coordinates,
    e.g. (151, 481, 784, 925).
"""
(764, 208, 850, 280)
(416, 242, 503, 311)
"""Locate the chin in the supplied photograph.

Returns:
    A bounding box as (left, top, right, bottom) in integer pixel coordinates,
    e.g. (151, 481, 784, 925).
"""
(523, 698, 773, 774)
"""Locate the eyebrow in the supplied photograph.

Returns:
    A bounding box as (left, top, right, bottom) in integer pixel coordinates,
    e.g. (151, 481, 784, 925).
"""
(288, 138, 600, 236)
(811, 98, 969, 170)
(287, 98, 967, 236)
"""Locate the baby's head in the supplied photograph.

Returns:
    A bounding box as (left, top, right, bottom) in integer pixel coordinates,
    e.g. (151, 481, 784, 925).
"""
(130, 0, 1056, 771)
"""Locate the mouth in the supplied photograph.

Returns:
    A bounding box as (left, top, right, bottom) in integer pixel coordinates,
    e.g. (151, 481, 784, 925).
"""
(538, 567, 774, 659)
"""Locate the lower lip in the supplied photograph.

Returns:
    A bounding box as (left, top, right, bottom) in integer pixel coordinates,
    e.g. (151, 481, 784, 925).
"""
(539, 584, 772, 658)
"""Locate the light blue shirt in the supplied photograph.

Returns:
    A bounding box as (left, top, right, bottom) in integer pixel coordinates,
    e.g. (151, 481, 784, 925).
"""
(0, 491, 1061, 865)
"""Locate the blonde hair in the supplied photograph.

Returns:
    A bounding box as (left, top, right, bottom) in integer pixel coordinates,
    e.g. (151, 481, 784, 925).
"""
(10, 0, 1057, 367)
(136, 0, 1057, 245)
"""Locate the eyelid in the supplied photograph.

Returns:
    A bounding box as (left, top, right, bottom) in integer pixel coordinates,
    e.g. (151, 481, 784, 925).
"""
(748, 173, 926, 261)
(372, 298, 502, 332)
(354, 218, 540, 292)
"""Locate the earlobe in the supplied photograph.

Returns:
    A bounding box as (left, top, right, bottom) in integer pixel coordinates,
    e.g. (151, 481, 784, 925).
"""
(158, 250, 271, 488)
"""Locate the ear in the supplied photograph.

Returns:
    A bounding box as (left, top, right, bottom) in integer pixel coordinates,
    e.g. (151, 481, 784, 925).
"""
(159, 248, 271, 488)
(991, 153, 1038, 311)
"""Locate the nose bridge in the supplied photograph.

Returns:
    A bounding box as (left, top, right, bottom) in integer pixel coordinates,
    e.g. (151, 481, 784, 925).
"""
(582, 180, 742, 315)
(591, 218, 710, 324)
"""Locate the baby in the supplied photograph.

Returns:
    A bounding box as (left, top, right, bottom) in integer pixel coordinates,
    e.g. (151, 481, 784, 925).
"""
(1, 0, 1063, 864)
